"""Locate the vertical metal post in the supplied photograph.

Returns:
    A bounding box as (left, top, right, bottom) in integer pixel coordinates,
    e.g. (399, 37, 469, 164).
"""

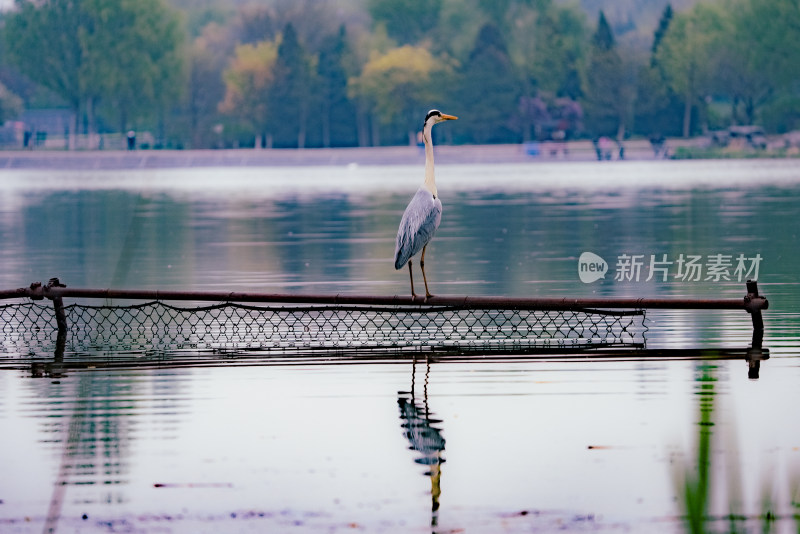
(745, 279, 766, 350)
(47, 278, 68, 334)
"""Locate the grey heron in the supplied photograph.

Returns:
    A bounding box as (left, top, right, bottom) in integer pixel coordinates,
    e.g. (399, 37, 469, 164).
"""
(394, 109, 457, 299)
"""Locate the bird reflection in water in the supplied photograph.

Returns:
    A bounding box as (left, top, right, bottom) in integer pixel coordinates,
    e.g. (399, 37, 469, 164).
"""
(398, 357, 446, 529)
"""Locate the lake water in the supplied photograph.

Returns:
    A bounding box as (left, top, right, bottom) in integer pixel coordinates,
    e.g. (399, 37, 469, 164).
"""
(1, 158, 799, 533)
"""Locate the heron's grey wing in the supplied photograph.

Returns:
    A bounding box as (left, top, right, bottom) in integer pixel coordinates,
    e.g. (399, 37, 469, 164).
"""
(394, 188, 442, 270)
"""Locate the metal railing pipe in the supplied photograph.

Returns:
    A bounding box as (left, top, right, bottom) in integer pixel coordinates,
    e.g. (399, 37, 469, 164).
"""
(0, 283, 768, 312)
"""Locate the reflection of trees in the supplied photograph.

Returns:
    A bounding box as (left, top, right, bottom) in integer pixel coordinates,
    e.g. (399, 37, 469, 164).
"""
(14, 191, 195, 289)
(6, 184, 799, 313)
(24, 367, 185, 531)
(676, 363, 715, 534)
(35, 372, 131, 531)
(398, 357, 446, 530)
(675, 363, 795, 532)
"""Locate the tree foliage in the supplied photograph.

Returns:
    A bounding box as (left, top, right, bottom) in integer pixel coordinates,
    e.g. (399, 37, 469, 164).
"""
(219, 40, 278, 141)
(0, 81, 22, 123)
(267, 23, 314, 148)
(3, 0, 184, 145)
(527, 4, 586, 98)
(317, 26, 358, 148)
(366, 0, 443, 45)
(656, 2, 727, 136)
(583, 11, 631, 138)
(1, 0, 799, 148)
(651, 4, 673, 66)
(350, 45, 450, 143)
(457, 24, 520, 144)
(742, 0, 800, 91)
(4, 0, 86, 113)
(188, 22, 235, 148)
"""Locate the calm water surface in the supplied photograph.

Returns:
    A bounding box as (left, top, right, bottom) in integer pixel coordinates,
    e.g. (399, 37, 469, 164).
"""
(1, 159, 799, 533)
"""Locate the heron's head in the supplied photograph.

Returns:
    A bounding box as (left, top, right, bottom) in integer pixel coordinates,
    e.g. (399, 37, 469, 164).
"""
(423, 109, 458, 130)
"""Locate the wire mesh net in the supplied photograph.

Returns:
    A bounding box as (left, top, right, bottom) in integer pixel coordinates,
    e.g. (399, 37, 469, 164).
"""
(0, 299, 646, 357)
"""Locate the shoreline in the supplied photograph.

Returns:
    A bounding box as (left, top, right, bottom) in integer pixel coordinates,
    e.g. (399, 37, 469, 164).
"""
(0, 140, 689, 170)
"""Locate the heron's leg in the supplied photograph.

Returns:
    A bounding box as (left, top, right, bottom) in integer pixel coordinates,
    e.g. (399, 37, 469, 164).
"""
(407, 260, 417, 298)
(420, 245, 433, 299)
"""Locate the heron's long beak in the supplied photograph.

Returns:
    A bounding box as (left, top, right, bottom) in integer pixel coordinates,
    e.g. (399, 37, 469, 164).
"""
(441, 114, 458, 121)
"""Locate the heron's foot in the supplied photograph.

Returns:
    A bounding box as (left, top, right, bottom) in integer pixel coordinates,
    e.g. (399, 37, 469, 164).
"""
(424, 292, 434, 302)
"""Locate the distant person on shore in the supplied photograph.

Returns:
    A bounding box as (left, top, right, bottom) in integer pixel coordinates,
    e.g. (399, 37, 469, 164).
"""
(599, 136, 612, 160)
(649, 133, 666, 158)
(127, 130, 136, 150)
(551, 129, 567, 158)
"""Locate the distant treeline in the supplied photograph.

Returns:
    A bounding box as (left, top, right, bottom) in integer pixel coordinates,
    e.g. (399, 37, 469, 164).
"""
(0, 0, 797, 149)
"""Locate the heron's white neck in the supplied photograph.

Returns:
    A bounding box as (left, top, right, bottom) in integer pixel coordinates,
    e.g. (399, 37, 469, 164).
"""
(422, 122, 437, 198)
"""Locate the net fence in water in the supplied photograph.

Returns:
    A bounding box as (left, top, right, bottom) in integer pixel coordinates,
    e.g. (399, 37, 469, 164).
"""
(0, 300, 646, 356)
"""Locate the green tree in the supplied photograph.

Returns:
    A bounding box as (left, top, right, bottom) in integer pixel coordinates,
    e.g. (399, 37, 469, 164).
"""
(92, 0, 185, 142)
(219, 40, 278, 146)
(655, 3, 726, 137)
(743, 0, 800, 92)
(713, 2, 771, 125)
(592, 9, 615, 51)
(633, 64, 683, 137)
(349, 45, 449, 145)
(366, 0, 442, 45)
(528, 3, 586, 98)
(477, 0, 511, 29)
(4, 0, 89, 148)
(456, 23, 520, 144)
(317, 26, 358, 148)
(477, 1, 585, 140)
(728, 0, 800, 129)
(3, 0, 184, 148)
(266, 23, 314, 148)
(651, 4, 673, 67)
(582, 11, 630, 138)
(236, 4, 277, 45)
(0, 82, 23, 124)
(187, 22, 236, 148)
(634, 4, 683, 137)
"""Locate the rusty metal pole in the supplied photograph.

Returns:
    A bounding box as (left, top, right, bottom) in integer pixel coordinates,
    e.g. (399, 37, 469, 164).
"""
(46, 278, 68, 334)
(1, 279, 770, 345)
(745, 279, 767, 350)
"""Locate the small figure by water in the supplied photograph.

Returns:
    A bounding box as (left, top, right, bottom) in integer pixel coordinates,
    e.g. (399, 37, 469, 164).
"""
(649, 133, 666, 158)
(599, 136, 612, 160)
(394, 109, 457, 299)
